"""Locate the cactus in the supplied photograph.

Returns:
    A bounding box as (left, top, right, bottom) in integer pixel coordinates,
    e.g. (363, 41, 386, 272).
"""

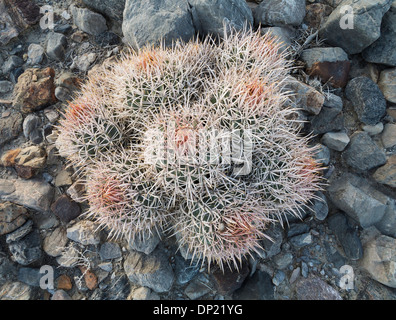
(56, 28, 324, 270)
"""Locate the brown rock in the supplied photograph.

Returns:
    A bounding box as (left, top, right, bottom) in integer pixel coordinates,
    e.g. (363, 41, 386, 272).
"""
(0, 201, 28, 235)
(51, 195, 81, 223)
(15, 165, 36, 179)
(56, 274, 73, 291)
(210, 262, 250, 296)
(0, 148, 21, 166)
(13, 146, 46, 168)
(307, 60, 351, 88)
(13, 67, 57, 114)
(373, 155, 396, 188)
(295, 275, 342, 300)
(79, 266, 98, 290)
(304, 4, 333, 29)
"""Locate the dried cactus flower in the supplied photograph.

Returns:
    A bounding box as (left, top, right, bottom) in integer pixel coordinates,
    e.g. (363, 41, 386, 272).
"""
(56, 28, 324, 270)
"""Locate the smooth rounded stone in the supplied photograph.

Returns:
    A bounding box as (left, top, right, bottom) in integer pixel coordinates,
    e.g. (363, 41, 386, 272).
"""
(0, 202, 28, 236)
(363, 122, 384, 136)
(373, 155, 396, 188)
(46, 32, 67, 61)
(99, 242, 122, 261)
(0, 281, 32, 300)
(319, 0, 393, 55)
(0, 178, 54, 213)
(8, 229, 43, 266)
(272, 270, 285, 286)
(378, 68, 396, 103)
(233, 270, 274, 300)
(274, 252, 293, 270)
(130, 286, 155, 300)
(342, 131, 386, 171)
(51, 195, 81, 223)
(253, 0, 306, 26)
(188, 0, 253, 37)
(54, 86, 72, 102)
(27, 44, 44, 65)
(0, 80, 13, 93)
(23, 114, 42, 144)
(345, 76, 387, 126)
(210, 262, 249, 296)
(66, 220, 100, 245)
(374, 200, 396, 238)
(295, 275, 342, 300)
(289, 267, 301, 284)
(2, 55, 23, 74)
(361, 234, 396, 288)
(312, 191, 329, 221)
(122, 0, 195, 50)
(321, 131, 350, 152)
(328, 213, 363, 260)
(327, 173, 389, 229)
(5, 220, 33, 243)
(128, 232, 160, 255)
(289, 233, 312, 248)
(184, 277, 211, 300)
(51, 290, 72, 300)
(362, 3, 396, 66)
(0, 111, 23, 146)
(43, 227, 68, 257)
(381, 123, 396, 149)
(70, 5, 108, 36)
(314, 143, 330, 166)
(124, 248, 175, 293)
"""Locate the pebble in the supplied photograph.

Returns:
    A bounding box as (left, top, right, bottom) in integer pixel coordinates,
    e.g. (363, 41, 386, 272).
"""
(51, 195, 82, 223)
(0, 202, 28, 236)
(46, 32, 68, 61)
(272, 270, 285, 286)
(0, 80, 13, 93)
(99, 242, 122, 261)
(66, 220, 100, 245)
(5, 220, 34, 243)
(27, 44, 45, 65)
(321, 132, 350, 152)
(381, 123, 396, 149)
(70, 5, 108, 36)
(43, 227, 69, 257)
(8, 229, 43, 266)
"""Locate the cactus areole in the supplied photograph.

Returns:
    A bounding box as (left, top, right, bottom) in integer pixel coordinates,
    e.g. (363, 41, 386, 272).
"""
(56, 28, 323, 271)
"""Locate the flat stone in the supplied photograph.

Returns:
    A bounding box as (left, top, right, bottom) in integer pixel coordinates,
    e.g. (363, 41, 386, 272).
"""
(287, 78, 324, 115)
(99, 242, 122, 261)
(321, 131, 350, 151)
(381, 123, 396, 149)
(312, 191, 329, 221)
(363, 122, 384, 136)
(373, 155, 396, 188)
(342, 131, 386, 171)
(0, 281, 32, 300)
(5, 219, 33, 243)
(0, 202, 27, 236)
(70, 5, 108, 36)
(43, 227, 68, 257)
(295, 275, 342, 300)
(289, 232, 312, 248)
(46, 32, 68, 61)
(184, 278, 211, 300)
(66, 220, 100, 245)
(0, 111, 23, 146)
(8, 229, 43, 266)
(378, 68, 396, 104)
(253, 0, 306, 27)
(301, 47, 349, 67)
(51, 195, 81, 223)
(54, 169, 73, 187)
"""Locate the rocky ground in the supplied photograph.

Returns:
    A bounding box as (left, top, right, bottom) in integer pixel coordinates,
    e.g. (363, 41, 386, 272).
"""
(0, 0, 396, 301)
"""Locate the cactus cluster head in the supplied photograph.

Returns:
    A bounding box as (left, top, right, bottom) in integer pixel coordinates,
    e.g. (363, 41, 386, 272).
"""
(56, 28, 323, 270)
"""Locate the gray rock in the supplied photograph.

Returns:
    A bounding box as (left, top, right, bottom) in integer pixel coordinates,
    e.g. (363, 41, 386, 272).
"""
(174, 254, 200, 285)
(373, 155, 396, 188)
(0, 202, 27, 236)
(17, 268, 41, 287)
(312, 191, 329, 221)
(273, 252, 293, 270)
(0, 281, 32, 300)
(184, 277, 211, 300)
(51, 290, 72, 300)
(46, 32, 68, 61)
(345, 76, 387, 125)
(289, 232, 312, 248)
(27, 44, 45, 65)
(0, 179, 54, 213)
(314, 144, 330, 166)
(272, 270, 285, 286)
(8, 229, 43, 266)
(82, 0, 126, 22)
(378, 68, 396, 104)
(310, 106, 344, 135)
(23, 114, 42, 144)
(301, 261, 308, 278)
(321, 131, 350, 151)
(122, 0, 195, 50)
(259, 224, 283, 259)
(375, 200, 396, 238)
(2, 55, 23, 75)
(342, 131, 386, 171)
(287, 223, 310, 238)
(381, 123, 396, 149)
(54, 86, 72, 102)
(253, 0, 306, 27)
(128, 231, 160, 255)
(66, 220, 101, 245)
(0, 252, 17, 286)
(6, 220, 33, 243)
(362, 3, 396, 66)
(328, 213, 363, 260)
(0, 111, 23, 147)
(361, 234, 396, 288)
(70, 5, 108, 36)
(301, 47, 349, 68)
(323, 93, 343, 110)
(124, 248, 175, 293)
(43, 227, 68, 257)
(0, 80, 13, 93)
(71, 52, 97, 72)
(188, 0, 253, 37)
(261, 26, 296, 53)
(327, 173, 389, 228)
(287, 78, 325, 115)
(319, 0, 393, 54)
(295, 275, 342, 300)
(99, 242, 122, 260)
(362, 122, 384, 136)
(233, 270, 274, 300)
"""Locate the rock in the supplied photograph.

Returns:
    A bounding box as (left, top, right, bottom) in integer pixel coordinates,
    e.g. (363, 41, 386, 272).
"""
(312, 191, 329, 221)
(289, 267, 300, 284)
(94, 31, 121, 46)
(27, 44, 45, 65)
(13, 67, 57, 114)
(360, 234, 396, 288)
(233, 270, 274, 300)
(13, 146, 46, 169)
(314, 143, 330, 166)
(51, 195, 81, 223)
(261, 26, 296, 53)
(0, 281, 32, 300)
(23, 114, 43, 144)
(272, 270, 285, 286)
(287, 223, 309, 238)
(101, 274, 131, 300)
(82, 0, 125, 22)
(70, 5, 108, 36)
(363, 122, 384, 136)
(188, 0, 253, 37)
(6, 220, 33, 243)
(0, 202, 28, 236)
(378, 68, 396, 104)
(295, 275, 342, 300)
(373, 155, 396, 188)
(375, 200, 396, 238)
(0, 253, 18, 285)
(1, 148, 21, 167)
(289, 232, 312, 248)
(319, 0, 393, 55)
(345, 76, 387, 126)
(0, 179, 54, 213)
(184, 277, 211, 300)
(321, 131, 350, 151)
(128, 231, 160, 255)
(67, 220, 100, 245)
(54, 169, 73, 187)
(66, 182, 86, 203)
(44, 109, 59, 123)
(122, 0, 195, 50)
(342, 132, 386, 171)
(72, 52, 97, 72)
(328, 213, 363, 260)
(349, 56, 380, 83)
(301, 47, 350, 88)
(260, 224, 283, 259)
(124, 248, 175, 293)
(362, 3, 396, 66)
(43, 227, 68, 257)
(130, 286, 157, 300)
(56, 244, 80, 268)
(51, 290, 72, 300)
(99, 242, 122, 261)
(56, 274, 73, 291)
(17, 267, 41, 287)
(8, 229, 43, 266)
(327, 173, 389, 228)
(210, 262, 249, 295)
(54, 86, 71, 103)
(174, 254, 199, 285)
(253, 0, 306, 27)
(46, 32, 68, 61)
(273, 252, 293, 270)
(287, 78, 325, 115)
(2, 56, 23, 75)
(0, 111, 23, 146)
(310, 106, 344, 135)
(381, 124, 396, 149)
(304, 3, 333, 29)
(0, 80, 13, 93)
(79, 266, 98, 290)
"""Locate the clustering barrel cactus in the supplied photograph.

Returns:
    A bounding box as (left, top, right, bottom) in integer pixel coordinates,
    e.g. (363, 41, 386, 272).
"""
(56, 28, 323, 270)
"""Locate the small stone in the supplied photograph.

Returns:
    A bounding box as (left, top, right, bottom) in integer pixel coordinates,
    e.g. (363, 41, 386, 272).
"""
(381, 123, 396, 149)
(253, 0, 306, 27)
(0, 202, 27, 236)
(233, 270, 274, 300)
(174, 255, 199, 285)
(287, 223, 309, 238)
(130, 286, 153, 300)
(17, 267, 41, 287)
(287, 78, 324, 115)
(210, 262, 249, 296)
(272, 270, 285, 286)
(99, 242, 122, 261)
(378, 68, 396, 104)
(72, 52, 97, 72)
(375, 201, 396, 238)
(15, 165, 36, 180)
(66, 181, 85, 203)
(56, 275, 73, 290)
(321, 132, 350, 151)
(0, 80, 13, 93)
(310, 107, 344, 135)
(289, 267, 300, 284)
(71, 30, 87, 43)
(23, 114, 42, 144)
(6, 220, 33, 243)
(79, 266, 98, 290)
(312, 191, 329, 221)
(54, 86, 72, 102)
(289, 233, 312, 248)
(304, 3, 333, 29)
(0, 111, 23, 146)
(51, 195, 81, 223)
(98, 262, 112, 272)
(2, 56, 23, 75)
(70, 5, 108, 36)
(43, 227, 68, 257)
(66, 220, 100, 245)
(46, 32, 67, 61)
(295, 275, 342, 300)
(14, 146, 46, 168)
(362, 122, 384, 136)
(8, 229, 43, 266)
(184, 277, 211, 300)
(0, 282, 32, 300)
(56, 244, 79, 268)
(274, 252, 293, 270)
(27, 44, 45, 65)
(373, 155, 396, 188)
(128, 231, 160, 255)
(51, 290, 72, 300)
(54, 169, 73, 187)
(44, 109, 59, 123)
(314, 143, 330, 166)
